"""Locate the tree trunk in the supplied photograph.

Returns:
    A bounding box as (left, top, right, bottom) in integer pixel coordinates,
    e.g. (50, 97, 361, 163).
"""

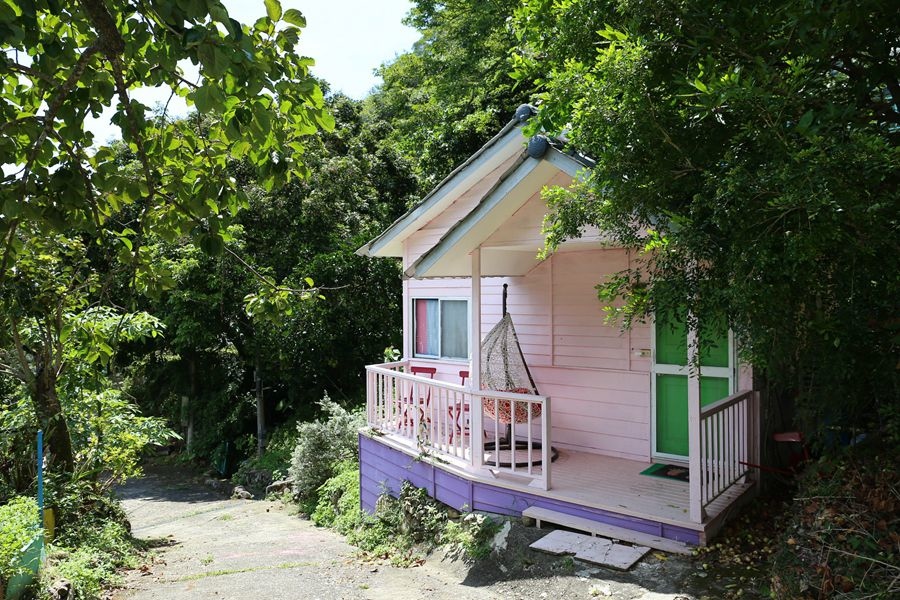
(255, 354, 265, 458)
(32, 362, 75, 473)
(187, 356, 197, 454)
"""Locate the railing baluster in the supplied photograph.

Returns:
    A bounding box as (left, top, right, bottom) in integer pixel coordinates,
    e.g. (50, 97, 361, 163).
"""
(719, 411, 725, 496)
(732, 405, 739, 483)
(697, 391, 756, 513)
(526, 398, 533, 476)
(725, 406, 732, 488)
(542, 396, 551, 490)
(365, 365, 551, 487)
(739, 399, 747, 478)
(700, 416, 707, 505)
(496, 398, 501, 470)
(510, 399, 517, 475)
(439, 387, 447, 454)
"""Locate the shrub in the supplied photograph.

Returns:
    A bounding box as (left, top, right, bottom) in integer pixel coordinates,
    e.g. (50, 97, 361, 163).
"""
(442, 512, 500, 562)
(288, 394, 364, 509)
(311, 460, 361, 534)
(64, 388, 173, 487)
(41, 520, 141, 600)
(0, 496, 40, 585)
(346, 481, 449, 567)
(770, 445, 899, 599)
(232, 423, 298, 494)
(45, 475, 131, 541)
(308, 469, 500, 567)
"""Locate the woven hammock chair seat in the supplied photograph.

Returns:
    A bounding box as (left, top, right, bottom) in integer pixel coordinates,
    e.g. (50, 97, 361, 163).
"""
(478, 285, 558, 468)
(481, 388, 543, 424)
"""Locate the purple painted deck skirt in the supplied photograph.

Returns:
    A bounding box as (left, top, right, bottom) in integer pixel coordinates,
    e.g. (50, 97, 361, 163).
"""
(358, 434, 700, 546)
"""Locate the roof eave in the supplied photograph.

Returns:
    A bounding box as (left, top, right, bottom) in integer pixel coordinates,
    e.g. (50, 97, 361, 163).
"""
(356, 118, 528, 258)
(405, 147, 586, 279)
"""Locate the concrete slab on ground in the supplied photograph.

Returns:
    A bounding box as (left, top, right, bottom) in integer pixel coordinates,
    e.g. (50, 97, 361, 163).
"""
(530, 529, 651, 570)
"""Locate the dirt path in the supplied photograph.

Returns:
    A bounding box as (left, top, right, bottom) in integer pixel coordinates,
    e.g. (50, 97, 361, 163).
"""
(113, 463, 702, 600)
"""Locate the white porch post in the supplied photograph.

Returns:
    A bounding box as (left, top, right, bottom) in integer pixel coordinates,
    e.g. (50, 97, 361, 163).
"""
(470, 248, 483, 468)
(402, 245, 411, 359)
(687, 315, 704, 523)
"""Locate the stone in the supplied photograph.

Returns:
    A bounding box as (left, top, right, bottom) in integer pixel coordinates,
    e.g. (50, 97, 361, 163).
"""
(491, 520, 512, 552)
(204, 478, 231, 494)
(231, 485, 253, 500)
(589, 584, 612, 597)
(265, 479, 294, 496)
(48, 579, 72, 600)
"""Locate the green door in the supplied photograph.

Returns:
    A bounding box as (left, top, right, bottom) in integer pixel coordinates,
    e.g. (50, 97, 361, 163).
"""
(653, 310, 733, 458)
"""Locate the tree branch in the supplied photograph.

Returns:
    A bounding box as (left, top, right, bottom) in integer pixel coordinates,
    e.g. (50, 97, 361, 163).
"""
(0, 219, 19, 287)
(19, 43, 101, 201)
(2, 59, 56, 85)
(47, 130, 102, 230)
(9, 315, 35, 386)
(223, 245, 341, 295)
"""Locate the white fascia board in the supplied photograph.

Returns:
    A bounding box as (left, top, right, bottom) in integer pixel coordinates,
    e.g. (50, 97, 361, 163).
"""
(356, 121, 528, 258)
(405, 157, 562, 278)
(545, 147, 591, 179)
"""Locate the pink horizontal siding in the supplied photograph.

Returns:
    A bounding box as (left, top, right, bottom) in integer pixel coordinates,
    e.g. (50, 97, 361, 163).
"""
(403, 245, 652, 461)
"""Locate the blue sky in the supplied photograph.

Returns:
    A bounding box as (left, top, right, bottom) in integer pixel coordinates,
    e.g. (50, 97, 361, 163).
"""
(86, 0, 419, 145)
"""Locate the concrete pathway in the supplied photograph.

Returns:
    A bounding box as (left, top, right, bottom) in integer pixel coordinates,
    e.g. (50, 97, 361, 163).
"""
(113, 463, 703, 600)
(113, 463, 498, 600)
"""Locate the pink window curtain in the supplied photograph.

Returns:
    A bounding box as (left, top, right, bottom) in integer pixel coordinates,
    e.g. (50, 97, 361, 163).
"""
(414, 299, 439, 356)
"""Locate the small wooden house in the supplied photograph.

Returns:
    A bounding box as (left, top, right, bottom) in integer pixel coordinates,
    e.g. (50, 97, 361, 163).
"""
(356, 106, 760, 548)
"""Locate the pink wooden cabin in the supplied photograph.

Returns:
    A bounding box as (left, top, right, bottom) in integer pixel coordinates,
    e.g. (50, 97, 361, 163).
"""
(356, 106, 760, 549)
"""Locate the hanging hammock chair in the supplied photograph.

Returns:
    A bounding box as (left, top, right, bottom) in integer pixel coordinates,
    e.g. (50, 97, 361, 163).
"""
(480, 284, 558, 467)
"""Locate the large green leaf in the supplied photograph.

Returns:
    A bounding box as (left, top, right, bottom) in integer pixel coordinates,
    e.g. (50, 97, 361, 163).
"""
(264, 0, 282, 22)
(282, 8, 306, 27)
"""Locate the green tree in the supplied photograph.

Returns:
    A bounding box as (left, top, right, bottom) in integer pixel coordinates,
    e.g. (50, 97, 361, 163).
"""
(128, 95, 410, 463)
(513, 0, 900, 435)
(1, 0, 331, 473)
(0, 231, 164, 472)
(372, 0, 539, 190)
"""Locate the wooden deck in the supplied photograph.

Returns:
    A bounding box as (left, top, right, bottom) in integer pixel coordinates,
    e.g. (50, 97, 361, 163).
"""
(526, 446, 752, 530)
(360, 431, 756, 546)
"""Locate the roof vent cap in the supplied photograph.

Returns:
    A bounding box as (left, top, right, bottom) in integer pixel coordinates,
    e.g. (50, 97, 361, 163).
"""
(515, 104, 537, 122)
(527, 135, 550, 159)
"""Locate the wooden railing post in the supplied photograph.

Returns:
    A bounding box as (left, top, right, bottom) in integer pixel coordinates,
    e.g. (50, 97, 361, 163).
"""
(687, 317, 704, 524)
(542, 396, 552, 490)
(751, 391, 761, 483)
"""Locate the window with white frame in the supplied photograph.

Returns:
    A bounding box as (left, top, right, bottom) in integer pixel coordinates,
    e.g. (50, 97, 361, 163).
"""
(413, 298, 468, 359)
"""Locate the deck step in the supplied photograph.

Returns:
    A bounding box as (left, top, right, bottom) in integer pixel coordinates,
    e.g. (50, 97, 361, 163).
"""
(522, 506, 693, 555)
(530, 529, 650, 570)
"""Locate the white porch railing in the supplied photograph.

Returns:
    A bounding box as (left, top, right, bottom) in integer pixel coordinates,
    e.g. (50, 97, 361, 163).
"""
(476, 388, 552, 489)
(365, 361, 552, 490)
(696, 390, 760, 514)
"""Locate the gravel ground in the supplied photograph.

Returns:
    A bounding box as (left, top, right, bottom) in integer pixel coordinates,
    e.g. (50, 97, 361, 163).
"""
(112, 462, 708, 600)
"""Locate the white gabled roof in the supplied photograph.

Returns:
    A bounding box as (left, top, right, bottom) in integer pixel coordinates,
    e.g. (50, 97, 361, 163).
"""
(404, 146, 590, 279)
(355, 118, 530, 259)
